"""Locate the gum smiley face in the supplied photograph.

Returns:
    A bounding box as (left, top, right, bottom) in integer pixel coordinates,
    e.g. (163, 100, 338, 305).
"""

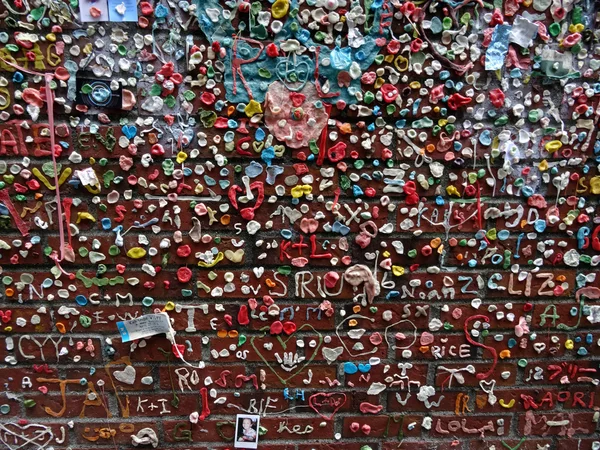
(250, 323, 323, 385)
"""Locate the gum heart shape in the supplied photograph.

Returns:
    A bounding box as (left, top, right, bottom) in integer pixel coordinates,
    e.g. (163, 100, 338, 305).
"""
(0, 310, 12, 323)
(113, 365, 136, 385)
(289, 92, 306, 107)
(251, 323, 322, 386)
(172, 344, 185, 358)
(358, 363, 371, 373)
(172, 127, 193, 148)
(322, 346, 344, 362)
(300, 217, 319, 234)
(0, 423, 53, 450)
(224, 249, 244, 263)
(252, 141, 265, 153)
(122, 125, 137, 139)
(228, 181, 265, 221)
(331, 221, 351, 236)
(343, 362, 358, 374)
(308, 393, 347, 421)
(533, 342, 546, 353)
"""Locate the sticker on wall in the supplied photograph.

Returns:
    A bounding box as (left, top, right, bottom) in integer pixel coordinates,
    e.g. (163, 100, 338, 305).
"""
(76, 78, 123, 109)
(116, 313, 172, 343)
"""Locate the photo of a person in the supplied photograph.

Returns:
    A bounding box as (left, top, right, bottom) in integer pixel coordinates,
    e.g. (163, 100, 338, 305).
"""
(238, 418, 257, 442)
(234, 414, 260, 449)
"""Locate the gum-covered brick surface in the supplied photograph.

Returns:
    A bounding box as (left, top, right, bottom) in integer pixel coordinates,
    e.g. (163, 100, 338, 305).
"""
(0, 0, 599, 450)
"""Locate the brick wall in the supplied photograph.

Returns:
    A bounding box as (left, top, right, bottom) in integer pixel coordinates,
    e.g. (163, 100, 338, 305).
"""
(0, 0, 599, 450)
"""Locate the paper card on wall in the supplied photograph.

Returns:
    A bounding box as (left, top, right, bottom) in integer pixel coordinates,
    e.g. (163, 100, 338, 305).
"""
(117, 313, 172, 342)
(485, 24, 512, 71)
(108, 0, 138, 22)
(540, 48, 574, 78)
(79, 0, 109, 22)
(508, 15, 538, 48)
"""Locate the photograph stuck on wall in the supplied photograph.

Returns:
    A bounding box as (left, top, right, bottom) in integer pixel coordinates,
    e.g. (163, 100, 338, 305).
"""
(234, 414, 260, 449)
